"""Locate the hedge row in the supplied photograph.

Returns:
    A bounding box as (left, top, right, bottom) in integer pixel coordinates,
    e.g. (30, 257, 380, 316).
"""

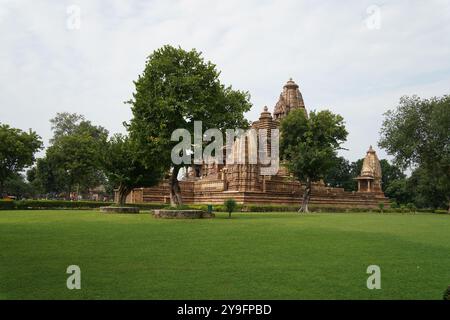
(0, 200, 113, 210)
(305, 207, 445, 214)
(152, 204, 448, 214)
(1, 200, 447, 214)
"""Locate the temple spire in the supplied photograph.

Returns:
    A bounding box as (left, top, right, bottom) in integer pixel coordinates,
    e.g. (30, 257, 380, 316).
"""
(273, 78, 306, 120)
(356, 146, 383, 193)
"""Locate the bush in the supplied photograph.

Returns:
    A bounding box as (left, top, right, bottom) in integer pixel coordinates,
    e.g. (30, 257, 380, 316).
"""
(224, 199, 237, 218)
(406, 203, 417, 212)
(0, 199, 181, 211)
(0, 200, 112, 210)
(5, 200, 438, 214)
(416, 208, 434, 213)
(378, 202, 385, 213)
(390, 201, 399, 209)
(0, 200, 16, 210)
(155, 203, 402, 214)
(444, 286, 450, 300)
(243, 204, 298, 212)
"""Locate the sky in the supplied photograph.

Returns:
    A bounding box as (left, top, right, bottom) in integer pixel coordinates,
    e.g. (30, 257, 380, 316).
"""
(1, 0, 449, 161)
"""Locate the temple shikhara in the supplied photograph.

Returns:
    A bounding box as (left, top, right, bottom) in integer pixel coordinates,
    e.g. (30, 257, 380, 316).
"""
(123, 79, 388, 208)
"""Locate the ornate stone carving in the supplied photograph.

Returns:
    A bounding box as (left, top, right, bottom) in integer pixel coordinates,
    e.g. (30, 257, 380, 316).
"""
(273, 78, 307, 120)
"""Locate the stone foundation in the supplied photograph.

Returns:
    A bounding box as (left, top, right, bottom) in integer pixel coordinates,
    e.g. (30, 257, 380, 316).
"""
(100, 206, 140, 214)
(121, 179, 389, 209)
(153, 209, 214, 219)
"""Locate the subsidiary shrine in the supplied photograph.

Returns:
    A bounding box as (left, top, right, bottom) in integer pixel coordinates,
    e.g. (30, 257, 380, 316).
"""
(122, 79, 388, 209)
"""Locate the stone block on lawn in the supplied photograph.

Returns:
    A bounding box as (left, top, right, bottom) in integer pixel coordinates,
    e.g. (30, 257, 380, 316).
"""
(153, 209, 214, 219)
(100, 206, 140, 214)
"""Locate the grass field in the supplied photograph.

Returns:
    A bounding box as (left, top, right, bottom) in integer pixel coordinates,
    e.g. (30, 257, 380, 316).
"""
(0, 210, 449, 300)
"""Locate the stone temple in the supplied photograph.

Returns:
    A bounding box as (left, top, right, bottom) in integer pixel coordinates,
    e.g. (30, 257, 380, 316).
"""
(124, 79, 388, 208)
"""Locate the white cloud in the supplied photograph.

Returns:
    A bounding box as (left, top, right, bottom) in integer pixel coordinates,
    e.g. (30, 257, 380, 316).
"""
(0, 0, 449, 161)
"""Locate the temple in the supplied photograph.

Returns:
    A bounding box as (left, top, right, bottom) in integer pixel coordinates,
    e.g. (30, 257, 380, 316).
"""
(122, 79, 388, 209)
(355, 146, 383, 193)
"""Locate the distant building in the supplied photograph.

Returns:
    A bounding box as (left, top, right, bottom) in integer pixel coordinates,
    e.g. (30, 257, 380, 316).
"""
(355, 146, 383, 193)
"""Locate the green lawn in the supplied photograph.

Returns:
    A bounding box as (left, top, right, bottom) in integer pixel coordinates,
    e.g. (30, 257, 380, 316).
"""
(0, 210, 449, 300)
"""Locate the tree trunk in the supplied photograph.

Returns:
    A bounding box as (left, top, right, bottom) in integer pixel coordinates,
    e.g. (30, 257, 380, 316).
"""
(66, 184, 72, 201)
(0, 180, 4, 198)
(117, 184, 130, 206)
(299, 178, 312, 213)
(170, 166, 183, 206)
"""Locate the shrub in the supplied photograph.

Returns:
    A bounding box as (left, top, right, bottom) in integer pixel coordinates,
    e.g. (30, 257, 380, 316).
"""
(0, 200, 112, 210)
(416, 208, 434, 213)
(243, 204, 298, 212)
(435, 209, 448, 214)
(0, 200, 16, 210)
(390, 201, 399, 209)
(378, 202, 385, 213)
(444, 286, 450, 300)
(224, 199, 237, 218)
(406, 203, 416, 212)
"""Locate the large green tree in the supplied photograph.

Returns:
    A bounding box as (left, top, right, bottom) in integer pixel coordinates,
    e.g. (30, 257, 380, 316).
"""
(50, 112, 109, 144)
(0, 124, 42, 196)
(102, 134, 165, 206)
(28, 157, 69, 198)
(280, 109, 348, 212)
(379, 95, 450, 210)
(3, 173, 37, 199)
(384, 178, 411, 205)
(46, 132, 106, 199)
(32, 113, 109, 199)
(407, 167, 448, 209)
(379, 159, 406, 196)
(49, 112, 84, 143)
(127, 45, 252, 205)
(323, 156, 355, 191)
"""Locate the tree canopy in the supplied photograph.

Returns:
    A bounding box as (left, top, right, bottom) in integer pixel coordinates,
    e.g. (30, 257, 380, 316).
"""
(379, 95, 450, 209)
(27, 157, 68, 197)
(46, 133, 105, 196)
(30, 113, 108, 199)
(127, 45, 252, 205)
(0, 124, 42, 196)
(102, 134, 165, 205)
(323, 156, 356, 191)
(50, 112, 109, 143)
(280, 109, 348, 212)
